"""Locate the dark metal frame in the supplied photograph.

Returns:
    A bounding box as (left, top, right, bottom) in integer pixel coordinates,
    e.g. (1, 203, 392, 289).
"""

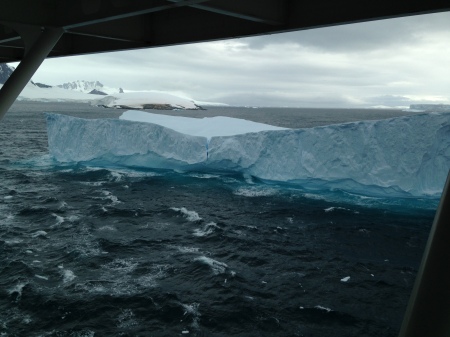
(0, 2, 449, 335)
(399, 171, 450, 337)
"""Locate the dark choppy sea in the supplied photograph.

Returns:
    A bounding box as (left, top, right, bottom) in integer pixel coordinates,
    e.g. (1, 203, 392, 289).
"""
(0, 102, 438, 337)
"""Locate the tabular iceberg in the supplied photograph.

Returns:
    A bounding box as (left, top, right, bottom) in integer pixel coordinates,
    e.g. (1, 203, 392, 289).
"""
(46, 112, 450, 197)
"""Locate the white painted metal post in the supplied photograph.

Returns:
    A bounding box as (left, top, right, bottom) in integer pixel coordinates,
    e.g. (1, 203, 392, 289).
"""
(399, 170, 450, 337)
(0, 27, 63, 121)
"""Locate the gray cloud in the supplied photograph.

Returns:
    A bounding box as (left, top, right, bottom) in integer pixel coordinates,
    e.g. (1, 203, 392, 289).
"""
(242, 11, 450, 52)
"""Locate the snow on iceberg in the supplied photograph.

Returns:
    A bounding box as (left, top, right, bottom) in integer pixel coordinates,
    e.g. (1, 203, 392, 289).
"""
(119, 110, 287, 139)
(46, 111, 450, 197)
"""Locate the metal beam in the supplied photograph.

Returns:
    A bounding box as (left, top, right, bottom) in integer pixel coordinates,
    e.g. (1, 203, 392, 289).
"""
(64, 14, 151, 45)
(149, 7, 272, 46)
(0, 27, 63, 121)
(398, 170, 450, 337)
(0, 0, 213, 33)
(287, 0, 450, 31)
(61, 0, 212, 30)
(65, 30, 149, 45)
(167, 0, 286, 26)
(54, 32, 150, 56)
(0, 35, 21, 44)
(0, 0, 448, 63)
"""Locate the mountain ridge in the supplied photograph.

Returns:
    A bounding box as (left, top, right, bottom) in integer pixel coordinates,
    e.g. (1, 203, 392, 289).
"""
(56, 80, 124, 95)
(0, 64, 14, 84)
(0, 63, 222, 109)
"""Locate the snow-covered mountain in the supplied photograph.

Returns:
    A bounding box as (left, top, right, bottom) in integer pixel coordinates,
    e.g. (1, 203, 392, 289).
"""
(0, 63, 225, 109)
(16, 83, 101, 102)
(0, 64, 14, 84)
(56, 80, 124, 95)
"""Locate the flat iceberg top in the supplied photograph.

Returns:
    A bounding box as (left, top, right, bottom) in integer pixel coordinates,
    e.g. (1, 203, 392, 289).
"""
(119, 110, 288, 138)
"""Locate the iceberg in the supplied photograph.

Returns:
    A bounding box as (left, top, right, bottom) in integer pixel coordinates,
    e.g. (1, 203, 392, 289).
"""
(46, 111, 450, 197)
(408, 104, 450, 113)
(91, 92, 202, 110)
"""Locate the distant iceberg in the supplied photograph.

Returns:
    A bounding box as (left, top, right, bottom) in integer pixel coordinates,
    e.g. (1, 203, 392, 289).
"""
(91, 92, 202, 110)
(46, 111, 450, 197)
(407, 104, 450, 113)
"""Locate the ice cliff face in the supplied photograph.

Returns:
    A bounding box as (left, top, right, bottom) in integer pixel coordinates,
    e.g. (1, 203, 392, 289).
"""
(46, 114, 207, 168)
(46, 112, 450, 197)
(207, 114, 450, 197)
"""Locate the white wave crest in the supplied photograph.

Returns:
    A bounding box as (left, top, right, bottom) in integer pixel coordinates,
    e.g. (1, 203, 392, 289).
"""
(31, 230, 47, 238)
(170, 245, 200, 254)
(62, 269, 76, 283)
(181, 302, 201, 329)
(8, 282, 27, 301)
(171, 207, 202, 222)
(102, 190, 121, 205)
(194, 256, 228, 275)
(52, 213, 65, 225)
(315, 305, 333, 312)
(193, 222, 219, 237)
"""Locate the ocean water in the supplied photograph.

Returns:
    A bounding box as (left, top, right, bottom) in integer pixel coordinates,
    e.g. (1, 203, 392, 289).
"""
(0, 102, 438, 337)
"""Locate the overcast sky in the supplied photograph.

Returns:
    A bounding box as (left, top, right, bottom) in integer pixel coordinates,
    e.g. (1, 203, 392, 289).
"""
(18, 11, 450, 108)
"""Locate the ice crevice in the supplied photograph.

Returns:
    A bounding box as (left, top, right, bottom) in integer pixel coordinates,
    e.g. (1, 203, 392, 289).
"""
(45, 111, 450, 198)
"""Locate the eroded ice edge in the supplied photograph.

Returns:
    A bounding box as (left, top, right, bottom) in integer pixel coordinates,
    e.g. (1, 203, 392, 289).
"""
(46, 111, 450, 198)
